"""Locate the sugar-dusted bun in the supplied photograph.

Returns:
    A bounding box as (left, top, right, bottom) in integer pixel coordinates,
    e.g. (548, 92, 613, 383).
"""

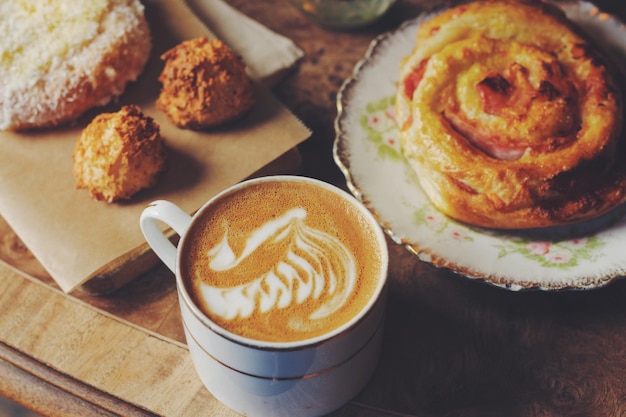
(397, 0, 625, 229)
(0, 0, 151, 131)
(73, 105, 166, 202)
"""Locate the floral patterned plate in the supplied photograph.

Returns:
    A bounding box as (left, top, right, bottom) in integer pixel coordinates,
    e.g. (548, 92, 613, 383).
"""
(333, 1, 626, 290)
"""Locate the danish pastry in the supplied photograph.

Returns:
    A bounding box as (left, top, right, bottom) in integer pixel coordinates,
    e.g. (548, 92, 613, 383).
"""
(0, 0, 151, 131)
(397, 0, 625, 229)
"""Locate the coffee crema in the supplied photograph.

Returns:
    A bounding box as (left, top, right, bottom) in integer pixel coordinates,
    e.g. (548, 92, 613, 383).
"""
(180, 180, 383, 343)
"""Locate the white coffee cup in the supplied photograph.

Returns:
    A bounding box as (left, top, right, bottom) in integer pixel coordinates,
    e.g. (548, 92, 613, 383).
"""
(140, 175, 388, 417)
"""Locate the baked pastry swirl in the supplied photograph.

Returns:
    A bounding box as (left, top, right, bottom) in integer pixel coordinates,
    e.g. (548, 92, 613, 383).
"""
(397, 0, 625, 229)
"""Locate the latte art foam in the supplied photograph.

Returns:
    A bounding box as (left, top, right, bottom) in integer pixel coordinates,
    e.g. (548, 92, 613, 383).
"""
(198, 207, 357, 327)
(181, 180, 383, 343)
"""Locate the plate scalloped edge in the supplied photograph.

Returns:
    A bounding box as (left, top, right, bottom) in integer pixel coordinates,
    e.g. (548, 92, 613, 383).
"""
(333, 0, 626, 291)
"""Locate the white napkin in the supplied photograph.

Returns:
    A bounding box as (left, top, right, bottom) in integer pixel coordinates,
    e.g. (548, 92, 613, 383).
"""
(186, 0, 304, 84)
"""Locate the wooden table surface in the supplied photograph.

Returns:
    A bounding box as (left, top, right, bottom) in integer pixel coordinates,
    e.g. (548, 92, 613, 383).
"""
(2, 0, 626, 416)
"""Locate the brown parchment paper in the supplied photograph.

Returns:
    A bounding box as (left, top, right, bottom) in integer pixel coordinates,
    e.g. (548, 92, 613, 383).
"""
(0, 0, 310, 293)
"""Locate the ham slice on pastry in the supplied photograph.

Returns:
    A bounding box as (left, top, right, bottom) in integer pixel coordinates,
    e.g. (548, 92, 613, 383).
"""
(397, 0, 625, 229)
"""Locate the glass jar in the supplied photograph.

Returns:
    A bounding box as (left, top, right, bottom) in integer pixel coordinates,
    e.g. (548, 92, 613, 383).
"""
(289, 0, 396, 30)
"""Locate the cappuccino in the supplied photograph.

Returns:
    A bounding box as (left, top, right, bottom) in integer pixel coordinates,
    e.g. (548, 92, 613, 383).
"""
(180, 179, 384, 343)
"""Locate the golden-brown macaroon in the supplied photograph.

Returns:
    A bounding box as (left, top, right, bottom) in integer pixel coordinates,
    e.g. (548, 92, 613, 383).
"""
(0, 0, 151, 131)
(397, 0, 625, 229)
(73, 105, 166, 202)
(157, 37, 256, 129)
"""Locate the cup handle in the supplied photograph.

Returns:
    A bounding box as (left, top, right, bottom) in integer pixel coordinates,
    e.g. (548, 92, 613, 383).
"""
(140, 200, 193, 273)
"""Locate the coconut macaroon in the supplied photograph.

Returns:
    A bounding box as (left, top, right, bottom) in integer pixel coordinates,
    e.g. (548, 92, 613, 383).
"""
(157, 37, 256, 129)
(73, 105, 166, 203)
(0, 0, 151, 131)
